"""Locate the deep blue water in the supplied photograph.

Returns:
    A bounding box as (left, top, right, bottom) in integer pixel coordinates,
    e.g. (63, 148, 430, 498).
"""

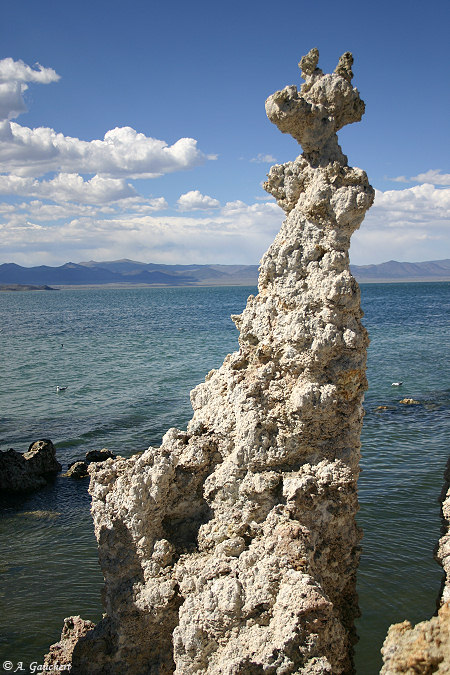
(0, 282, 448, 673)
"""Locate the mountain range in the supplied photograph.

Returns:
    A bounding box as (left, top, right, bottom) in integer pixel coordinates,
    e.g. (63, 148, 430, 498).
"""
(0, 258, 449, 287)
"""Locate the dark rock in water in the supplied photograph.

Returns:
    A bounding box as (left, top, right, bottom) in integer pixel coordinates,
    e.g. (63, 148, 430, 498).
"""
(85, 448, 116, 463)
(0, 439, 62, 493)
(44, 616, 96, 669)
(63, 450, 116, 480)
(65, 461, 89, 479)
(25, 439, 62, 474)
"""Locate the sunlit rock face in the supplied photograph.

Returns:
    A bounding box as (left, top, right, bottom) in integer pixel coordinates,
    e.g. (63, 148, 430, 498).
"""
(64, 49, 374, 674)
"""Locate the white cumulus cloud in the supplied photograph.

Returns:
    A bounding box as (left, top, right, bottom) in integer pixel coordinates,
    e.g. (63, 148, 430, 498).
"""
(0, 123, 211, 179)
(0, 56, 214, 182)
(0, 173, 137, 204)
(0, 58, 60, 85)
(351, 183, 450, 264)
(372, 184, 450, 218)
(177, 190, 220, 211)
(0, 57, 60, 121)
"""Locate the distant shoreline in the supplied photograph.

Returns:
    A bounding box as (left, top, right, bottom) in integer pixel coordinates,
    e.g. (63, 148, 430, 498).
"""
(358, 276, 450, 284)
(44, 277, 450, 290)
(1, 278, 449, 292)
(0, 284, 58, 292)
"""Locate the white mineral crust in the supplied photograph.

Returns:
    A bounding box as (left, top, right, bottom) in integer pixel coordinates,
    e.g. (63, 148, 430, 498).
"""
(68, 49, 374, 674)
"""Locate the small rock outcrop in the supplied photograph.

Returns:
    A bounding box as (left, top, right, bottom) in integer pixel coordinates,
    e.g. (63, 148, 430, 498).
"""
(44, 616, 96, 668)
(65, 461, 90, 479)
(380, 460, 450, 673)
(85, 448, 116, 463)
(51, 49, 374, 673)
(64, 449, 117, 479)
(0, 439, 61, 492)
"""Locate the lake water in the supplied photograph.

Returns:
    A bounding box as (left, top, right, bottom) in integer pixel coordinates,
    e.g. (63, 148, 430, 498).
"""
(0, 282, 449, 673)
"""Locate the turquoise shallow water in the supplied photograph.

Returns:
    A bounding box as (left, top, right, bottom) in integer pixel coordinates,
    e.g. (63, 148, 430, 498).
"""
(0, 283, 449, 673)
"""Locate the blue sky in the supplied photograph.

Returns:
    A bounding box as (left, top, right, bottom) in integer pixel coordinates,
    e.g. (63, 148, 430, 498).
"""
(0, 0, 449, 266)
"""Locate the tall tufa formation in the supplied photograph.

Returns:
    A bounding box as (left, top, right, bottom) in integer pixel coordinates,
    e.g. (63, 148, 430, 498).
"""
(49, 49, 374, 674)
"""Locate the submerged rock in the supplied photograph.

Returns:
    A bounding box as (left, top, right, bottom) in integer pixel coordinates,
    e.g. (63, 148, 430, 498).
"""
(65, 461, 89, 479)
(0, 439, 61, 493)
(20, 510, 61, 519)
(53, 49, 374, 674)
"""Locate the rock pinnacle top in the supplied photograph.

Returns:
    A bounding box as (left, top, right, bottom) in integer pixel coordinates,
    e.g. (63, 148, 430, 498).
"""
(266, 48, 365, 163)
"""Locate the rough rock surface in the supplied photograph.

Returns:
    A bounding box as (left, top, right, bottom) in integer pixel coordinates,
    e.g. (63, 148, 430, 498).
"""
(44, 616, 96, 668)
(65, 461, 90, 479)
(85, 448, 116, 463)
(380, 604, 450, 674)
(380, 460, 450, 673)
(0, 439, 61, 492)
(60, 49, 374, 674)
(438, 459, 450, 605)
(64, 449, 117, 479)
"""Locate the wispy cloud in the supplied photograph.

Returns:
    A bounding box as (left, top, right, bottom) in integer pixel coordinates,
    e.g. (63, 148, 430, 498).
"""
(250, 153, 277, 164)
(410, 170, 450, 186)
(0, 200, 284, 266)
(389, 175, 408, 183)
(389, 169, 450, 187)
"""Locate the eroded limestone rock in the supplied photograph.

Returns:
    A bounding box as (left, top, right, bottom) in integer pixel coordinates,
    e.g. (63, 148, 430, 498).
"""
(59, 49, 374, 674)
